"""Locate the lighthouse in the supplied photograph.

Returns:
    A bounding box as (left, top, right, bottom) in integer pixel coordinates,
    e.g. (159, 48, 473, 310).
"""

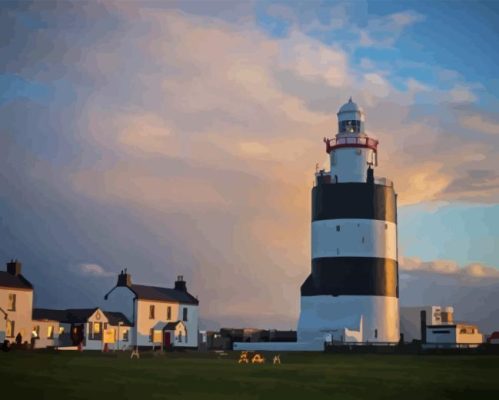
(297, 98, 400, 344)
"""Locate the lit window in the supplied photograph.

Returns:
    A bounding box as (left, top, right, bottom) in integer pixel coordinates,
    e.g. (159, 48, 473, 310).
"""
(59, 326, 65, 335)
(167, 306, 172, 321)
(47, 325, 54, 339)
(6, 320, 15, 338)
(8, 294, 16, 311)
(149, 305, 155, 319)
(92, 322, 103, 339)
(183, 308, 188, 322)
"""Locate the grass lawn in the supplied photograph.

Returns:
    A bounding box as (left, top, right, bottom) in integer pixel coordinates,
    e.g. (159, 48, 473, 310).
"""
(0, 350, 498, 399)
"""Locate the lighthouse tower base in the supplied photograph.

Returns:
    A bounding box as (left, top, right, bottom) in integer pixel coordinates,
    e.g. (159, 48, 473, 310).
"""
(297, 295, 400, 344)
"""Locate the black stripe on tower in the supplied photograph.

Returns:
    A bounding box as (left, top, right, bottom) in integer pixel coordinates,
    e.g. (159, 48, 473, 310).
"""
(312, 182, 397, 223)
(301, 257, 399, 297)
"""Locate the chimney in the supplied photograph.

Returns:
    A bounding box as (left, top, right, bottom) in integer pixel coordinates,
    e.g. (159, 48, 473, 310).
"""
(175, 275, 187, 292)
(7, 259, 22, 276)
(117, 268, 132, 287)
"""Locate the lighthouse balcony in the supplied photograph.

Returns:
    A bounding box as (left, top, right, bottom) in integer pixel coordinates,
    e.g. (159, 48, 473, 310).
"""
(324, 136, 378, 153)
(314, 172, 393, 187)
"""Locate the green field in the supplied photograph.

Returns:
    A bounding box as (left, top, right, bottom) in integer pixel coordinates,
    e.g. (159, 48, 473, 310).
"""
(1, 350, 498, 399)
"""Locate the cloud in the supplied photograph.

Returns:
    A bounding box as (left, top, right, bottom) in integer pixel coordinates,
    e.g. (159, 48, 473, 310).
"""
(400, 256, 499, 279)
(74, 263, 115, 278)
(460, 114, 499, 135)
(358, 10, 425, 48)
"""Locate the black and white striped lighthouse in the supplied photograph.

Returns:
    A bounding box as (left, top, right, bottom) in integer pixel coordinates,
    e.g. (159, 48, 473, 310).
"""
(297, 98, 399, 344)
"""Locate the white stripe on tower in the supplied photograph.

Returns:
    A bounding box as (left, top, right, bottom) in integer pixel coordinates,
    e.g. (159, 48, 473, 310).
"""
(312, 219, 397, 261)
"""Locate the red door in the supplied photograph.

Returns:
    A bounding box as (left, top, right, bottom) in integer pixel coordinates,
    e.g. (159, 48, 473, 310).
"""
(163, 331, 171, 350)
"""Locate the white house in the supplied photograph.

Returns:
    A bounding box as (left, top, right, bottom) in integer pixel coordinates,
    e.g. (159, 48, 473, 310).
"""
(104, 270, 199, 350)
(33, 307, 133, 350)
(0, 260, 34, 345)
(426, 323, 483, 348)
(400, 305, 455, 343)
(32, 309, 60, 349)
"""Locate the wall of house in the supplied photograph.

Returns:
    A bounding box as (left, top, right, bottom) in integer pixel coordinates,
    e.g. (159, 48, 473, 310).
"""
(426, 326, 457, 346)
(32, 320, 60, 348)
(456, 326, 483, 346)
(135, 300, 198, 348)
(0, 287, 33, 344)
(84, 309, 110, 350)
(176, 304, 198, 348)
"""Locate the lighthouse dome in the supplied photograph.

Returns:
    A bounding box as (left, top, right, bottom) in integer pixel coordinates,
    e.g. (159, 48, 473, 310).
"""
(338, 97, 363, 114)
(337, 97, 365, 134)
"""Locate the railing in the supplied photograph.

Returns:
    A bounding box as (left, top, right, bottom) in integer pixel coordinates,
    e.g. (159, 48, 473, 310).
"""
(324, 136, 378, 153)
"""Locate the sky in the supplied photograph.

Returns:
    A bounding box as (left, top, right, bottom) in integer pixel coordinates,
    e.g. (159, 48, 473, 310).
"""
(1, 0, 498, 332)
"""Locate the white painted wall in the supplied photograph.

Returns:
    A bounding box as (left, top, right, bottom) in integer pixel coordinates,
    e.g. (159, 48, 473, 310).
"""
(312, 219, 397, 260)
(298, 295, 399, 343)
(426, 326, 457, 346)
(456, 325, 483, 346)
(85, 309, 109, 350)
(330, 147, 376, 183)
(0, 287, 33, 343)
(32, 320, 60, 348)
(135, 300, 198, 348)
(233, 341, 323, 352)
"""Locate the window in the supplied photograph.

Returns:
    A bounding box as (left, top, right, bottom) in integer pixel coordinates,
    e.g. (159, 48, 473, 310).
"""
(183, 307, 188, 322)
(47, 325, 54, 339)
(6, 320, 15, 338)
(374, 329, 378, 339)
(433, 330, 451, 334)
(149, 328, 154, 342)
(123, 329, 129, 342)
(149, 305, 155, 319)
(33, 325, 40, 337)
(362, 236, 365, 244)
(336, 225, 340, 232)
(331, 151, 336, 166)
(104, 323, 108, 330)
(8, 293, 16, 311)
(178, 331, 183, 343)
(339, 120, 361, 134)
(167, 306, 172, 321)
(92, 322, 102, 340)
(59, 326, 65, 335)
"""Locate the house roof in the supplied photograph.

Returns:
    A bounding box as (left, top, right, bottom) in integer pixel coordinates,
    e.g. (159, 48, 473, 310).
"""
(0, 271, 33, 290)
(103, 311, 132, 327)
(164, 321, 183, 330)
(130, 284, 199, 305)
(33, 308, 68, 322)
(33, 308, 132, 326)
